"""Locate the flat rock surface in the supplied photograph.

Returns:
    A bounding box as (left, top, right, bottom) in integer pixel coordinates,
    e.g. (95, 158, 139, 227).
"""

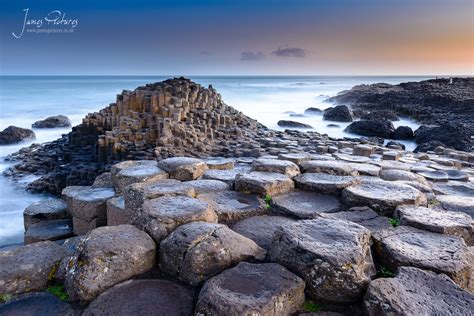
(83, 279, 194, 316)
(196, 262, 305, 316)
(251, 158, 301, 177)
(271, 191, 341, 219)
(187, 179, 230, 194)
(437, 195, 474, 217)
(235, 171, 294, 197)
(202, 169, 241, 187)
(364, 267, 474, 315)
(294, 173, 360, 195)
(278, 153, 311, 164)
(321, 207, 392, 236)
(24, 219, 74, 244)
(432, 181, 474, 196)
(23, 198, 68, 230)
(110, 160, 168, 193)
(379, 169, 428, 185)
(300, 160, 359, 176)
(417, 170, 449, 182)
(0, 292, 75, 316)
(158, 157, 208, 181)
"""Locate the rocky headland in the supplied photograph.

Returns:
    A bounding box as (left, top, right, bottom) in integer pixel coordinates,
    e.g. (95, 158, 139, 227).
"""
(1, 77, 474, 315)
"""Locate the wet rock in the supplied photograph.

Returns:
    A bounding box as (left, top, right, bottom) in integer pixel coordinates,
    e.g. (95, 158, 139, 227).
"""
(437, 195, 474, 217)
(235, 171, 294, 197)
(360, 110, 399, 121)
(300, 160, 359, 176)
(157, 157, 208, 181)
(231, 215, 295, 251)
(196, 262, 305, 316)
(0, 241, 65, 295)
(304, 107, 323, 115)
(395, 205, 473, 245)
(342, 179, 427, 216)
(159, 221, 266, 286)
(321, 207, 392, 236)
(294, 173, 360, 195)
(385, 141, 405, 151)
(277, 120, 313, 129)
(379, 169, 429, 185)
(202, 169, 240, 188)
(206, 158, 235, 170)
(417, 170, 449, 182)
(271, 191, 341, 219)
(432, 181, 474, 197)
(373, 226, 473, 291)
(83, 279, 194, 316)
(392, 126, 414, 140)
(445, 169, 469, 181)
(251, 158, 300, 177)
(326, 123, 341, 128)
(65, 225, 156, 301)
(364, 267, 474, 316)
(270, 218, 376, 303)
(110, 160, 168, 193)
(323, 105, 354, 122)
(0, 125, 35, 145)
(187, 179, 230, 194)
(23, 198, 69, 230)
(106, 196, 128, 226)
(197, 191, 266, 223)
(24, 219, 74, 244)
(415, 123, 471, 152)
(278, 153, 311, 164)
(345, 120, 395, 139)
(0, 292, 75, 316)
(32, 115, 71, 128)
(62, 186, 115, 235)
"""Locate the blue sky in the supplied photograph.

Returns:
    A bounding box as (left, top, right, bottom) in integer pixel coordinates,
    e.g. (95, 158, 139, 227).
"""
(0, 0, 472, 75)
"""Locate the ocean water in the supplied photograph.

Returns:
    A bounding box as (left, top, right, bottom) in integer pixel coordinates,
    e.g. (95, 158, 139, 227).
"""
(0, 75, 432, 246)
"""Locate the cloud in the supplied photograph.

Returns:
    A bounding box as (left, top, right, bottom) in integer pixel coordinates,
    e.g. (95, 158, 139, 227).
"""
(199, 51, 212, 56)
(272, 47, 306, 58)
(240, 51, 265, 61)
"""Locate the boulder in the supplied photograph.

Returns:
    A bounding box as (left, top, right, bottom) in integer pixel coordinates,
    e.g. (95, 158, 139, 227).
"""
(31, 115, 71, 128)
(251, 158, 300, 177)
(64, 225, 156, 301)
(385, 141, 405, 150)
(106, 196, 128, 226)
(0, 292, 75, 316)
(294, 173, 360, 196)
(110, 160, 168, 193)
(270, 218, 376, 303)
(0, 125, 35, 145)
(23, 198, 69, 230)
(415, 123, 472, 152)
(0, 241, 65, 295)
(392, 126, 414, 140)
(196, 262, 305, 316)
(299, 160, 359, 176)
(344, 120, 395, 138)
(360, 110, 399, 121)
(157, 157, 208, 181)
(235, 171, 294, 197)
(323, 105, 354, 122)
(187, 179, 231, 194)
(304, 107, 323, 115)
(437, 195, 474, 217)
(373, 226, 473, 291)
(132, 195, 217, 243)
(271, 191, 341, 219)
(159, 221, 266, 286)
(197, 191, 266, 223)
(364, 267, 474, 315)
(83, 279, 194, 316)
(277, 120, 313, 129)
(231, 215, 295, 251)
(24, 219, 74, 244)
(62, 186, 115, 235)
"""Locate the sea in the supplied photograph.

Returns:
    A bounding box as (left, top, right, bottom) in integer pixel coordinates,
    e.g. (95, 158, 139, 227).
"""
(0, 75, 433, 246)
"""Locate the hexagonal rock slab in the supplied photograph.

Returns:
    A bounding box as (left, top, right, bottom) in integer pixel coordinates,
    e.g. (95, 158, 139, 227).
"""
(278, 152, 311, 164)
(62, 186, 116, 235)
(159, 221, 266, 286)
(437, 195, 474, 217)
(106, 196, 128, 226)
(196, 262, 305, 316)
(251, 158, 301, 177)
(445, 169, 470, 181)
(417, 170, 449, 182)
(270, 218, 376, 303)
(197, 191, 266, 223)
(432, 181, 474, 197)
(202, 169, 240, 188)
(395, 205, 473, 245)
(373, 226, 473, 291)
(187, 179, 230, 195)
(83, 279, 194, 316)
(124, 179, 195, 215)
(205, 158, 235, 170)
(23, 198, 68, 230)
(271, 191, 341, 219)
(110, 160, 169, 193)
(131, 195, 217, 243)
(157, 157, 208, 181)
(231, 215, 295, 251)
(235, 171, 294, 197)
(24, 219, 74, 244)
(65, 225, 156, 301)
(379, 169, 428, 185)
(346, 162, 380, 176)
(294, 173, 360, 196)
(341, 179, 427, 216)
(0, 292, 75, 316)
(0, 241, 66, 296)
(299, 160, 359, 176)
(364, 267, 474, 316)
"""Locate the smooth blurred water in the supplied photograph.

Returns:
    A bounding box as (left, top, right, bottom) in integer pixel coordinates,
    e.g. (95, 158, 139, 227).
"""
(0, 75, 432, 245)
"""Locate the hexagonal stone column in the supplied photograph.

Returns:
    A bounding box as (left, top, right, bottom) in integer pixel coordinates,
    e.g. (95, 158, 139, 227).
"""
(65, 225, 156, 301)
(251, 158, 301, 177)
(110, 160, 169, 193)
(270, 218, 376, 303)
(187, 179, 230, 195)
(159, 221, 266, 286)
(364, 267, 474, 315)
(106, 196, 128, 226)
(62, 186, 115, 235)
(294, 173, 360, 195)
(299, 160, 359, 176)
(373, 226, 473, 291)
(132, 196, 218, 243)
(437, 195, 474, 217)
(24, 219, 74, 244)
(271, 191, 341, 219)
(23, 199, 68, 230)
(235, 171, 294, 197)
(196, 262, 305, 316)
(158, 157, 208, 181)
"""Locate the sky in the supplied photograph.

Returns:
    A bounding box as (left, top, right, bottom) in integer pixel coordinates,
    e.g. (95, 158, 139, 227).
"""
(0, 0, 473, 75)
